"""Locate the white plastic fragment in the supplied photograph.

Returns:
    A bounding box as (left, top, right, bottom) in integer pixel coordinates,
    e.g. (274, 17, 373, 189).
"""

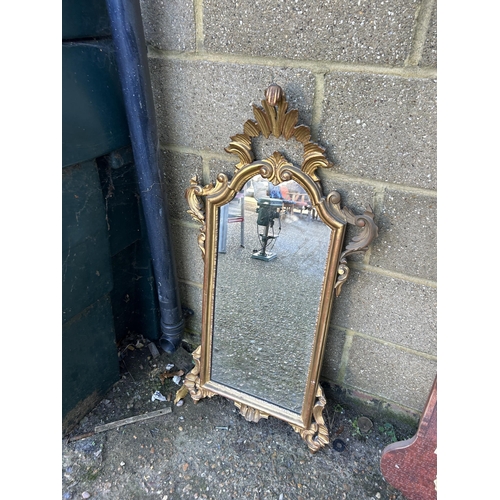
(176, 399, 184, 407)
(151, 390, 167, 402)
(166, 363, 175, 370)
(172, 375, 182, 385)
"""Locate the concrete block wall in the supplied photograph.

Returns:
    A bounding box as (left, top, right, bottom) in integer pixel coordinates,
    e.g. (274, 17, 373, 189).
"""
(139, 0, 437, 418)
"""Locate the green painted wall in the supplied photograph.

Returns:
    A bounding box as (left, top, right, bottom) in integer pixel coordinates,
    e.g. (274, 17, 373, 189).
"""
(62, 0, 162, 435)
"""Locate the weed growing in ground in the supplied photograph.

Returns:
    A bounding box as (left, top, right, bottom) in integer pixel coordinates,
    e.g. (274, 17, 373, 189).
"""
(324, 403, 344, 432)
(378, 422, 398, 443)
(83, 466, 100, 481)
(350, 418, 367, 440)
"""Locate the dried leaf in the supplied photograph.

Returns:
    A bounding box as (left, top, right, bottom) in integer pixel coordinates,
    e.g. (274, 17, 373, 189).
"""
(159, 370, 185, 384)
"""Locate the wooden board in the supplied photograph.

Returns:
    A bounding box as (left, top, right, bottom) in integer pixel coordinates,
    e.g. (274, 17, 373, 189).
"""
(380, 378, 437, 500)
(94, 407, 172, 433)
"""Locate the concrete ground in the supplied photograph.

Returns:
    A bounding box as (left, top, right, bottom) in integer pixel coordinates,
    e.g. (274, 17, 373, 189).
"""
(62, 339, 412, 500)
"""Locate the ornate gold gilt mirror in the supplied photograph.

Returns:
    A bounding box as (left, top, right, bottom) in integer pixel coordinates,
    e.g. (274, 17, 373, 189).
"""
(181, 84, 378, 452)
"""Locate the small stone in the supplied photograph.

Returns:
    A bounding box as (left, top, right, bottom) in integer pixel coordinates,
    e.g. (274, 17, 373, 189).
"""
(82, 492, 91, 499)
(120, 461, 125, 466)
(176, 399, 184, 407)
(358, 416, 373, 433)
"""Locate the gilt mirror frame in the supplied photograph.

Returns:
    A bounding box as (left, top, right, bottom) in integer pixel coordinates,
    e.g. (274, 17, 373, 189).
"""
(182, 84, 378, 453)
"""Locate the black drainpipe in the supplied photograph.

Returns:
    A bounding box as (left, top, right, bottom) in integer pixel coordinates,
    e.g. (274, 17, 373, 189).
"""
(105, 0, 184, 353)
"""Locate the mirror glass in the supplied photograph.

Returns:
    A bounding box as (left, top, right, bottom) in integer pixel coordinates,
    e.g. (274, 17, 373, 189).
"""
(211, 174, 332, 414)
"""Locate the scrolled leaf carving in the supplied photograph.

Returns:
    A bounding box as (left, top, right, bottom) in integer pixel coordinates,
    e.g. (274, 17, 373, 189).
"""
(224, 84, 333, 181)
(334, 262, 350, 297)
(185, 175, 207, 225)
(302, 143, 333, 181)
(258, 152, 294, 185)
(291, 385, 329, 453)
(334, 206, 379, 297)
(185, 174, 230, 259)
(226, 134, 254, 169)
(234, 402, 270, 423)
(184, 346, 216, 403)
(341, 205, 379, 257)
(325, 190, 345, 222)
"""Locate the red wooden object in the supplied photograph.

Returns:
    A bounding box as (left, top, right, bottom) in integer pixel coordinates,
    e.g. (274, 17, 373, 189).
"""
(380, 377, 437, 500)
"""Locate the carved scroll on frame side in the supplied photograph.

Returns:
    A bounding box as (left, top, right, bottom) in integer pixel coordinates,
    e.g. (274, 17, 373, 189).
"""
(185, 174, 230, 260)
(184, 346, 216, 403)
(291, 385, 329, 453)
(334, 206, 379, 297)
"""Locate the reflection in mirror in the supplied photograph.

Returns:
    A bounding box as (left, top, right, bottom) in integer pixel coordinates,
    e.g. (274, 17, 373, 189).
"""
(211, 175, 332, 414)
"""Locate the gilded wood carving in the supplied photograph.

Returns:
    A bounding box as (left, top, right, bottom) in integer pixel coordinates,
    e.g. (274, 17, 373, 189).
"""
(183, 84, 378, 453)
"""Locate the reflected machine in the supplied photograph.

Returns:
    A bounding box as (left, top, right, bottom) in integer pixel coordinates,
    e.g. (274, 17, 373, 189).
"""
(252, 197, 283, 262)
